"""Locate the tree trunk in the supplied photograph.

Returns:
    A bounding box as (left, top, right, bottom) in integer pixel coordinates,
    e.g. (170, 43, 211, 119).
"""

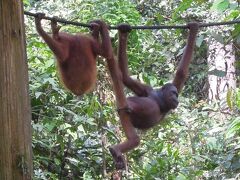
(207, 38, 236, 110)
(0, 0, 32, 179)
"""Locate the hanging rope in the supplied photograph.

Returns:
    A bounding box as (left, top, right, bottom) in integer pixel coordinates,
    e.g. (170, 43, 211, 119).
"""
(24, 11, 240, 30)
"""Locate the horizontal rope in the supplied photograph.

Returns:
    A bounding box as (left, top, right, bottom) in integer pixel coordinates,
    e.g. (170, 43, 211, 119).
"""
(24, 11, 91, 28)
(24, 11, 240, 30)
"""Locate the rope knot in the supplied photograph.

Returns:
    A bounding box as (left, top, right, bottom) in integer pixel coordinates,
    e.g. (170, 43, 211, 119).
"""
(117, 23, 132, 33)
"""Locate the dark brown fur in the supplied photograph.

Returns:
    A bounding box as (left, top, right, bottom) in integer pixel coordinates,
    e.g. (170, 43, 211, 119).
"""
(109, 23, 199, 169)
(35, 15, 110, 95)
(56, 33, 98, 95)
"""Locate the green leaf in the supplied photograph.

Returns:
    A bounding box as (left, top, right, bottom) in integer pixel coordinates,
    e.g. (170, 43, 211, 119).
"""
(232, 24, 240, 38)
(226, 10, 240, 20)
(176, 173, 187, 180)
(211, 0, 230, 12)
(236, 88, 240, 109)
(45, 121, 57, 132)
(54, 158, 61, 165)
(231, 159, 240, 170)
(212, 33, 224, 44)
(35, 92, 42, 99)
(226, 88, 233, 109)
(172, 0, 193, 19)
(23, 0, 30, 6)
(208, 69, 226, 77)
(196, 35, 204, 47)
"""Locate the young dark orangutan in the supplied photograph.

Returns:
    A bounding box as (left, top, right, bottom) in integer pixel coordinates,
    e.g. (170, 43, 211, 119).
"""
(35, 14, 113, 95)
(109, 22, 199, 169)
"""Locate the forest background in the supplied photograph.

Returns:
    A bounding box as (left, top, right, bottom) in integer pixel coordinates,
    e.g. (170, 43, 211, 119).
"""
(23, 0, 240, 179)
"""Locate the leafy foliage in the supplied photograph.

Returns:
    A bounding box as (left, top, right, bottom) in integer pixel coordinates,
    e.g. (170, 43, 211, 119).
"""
(24, 0, 240, 179)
